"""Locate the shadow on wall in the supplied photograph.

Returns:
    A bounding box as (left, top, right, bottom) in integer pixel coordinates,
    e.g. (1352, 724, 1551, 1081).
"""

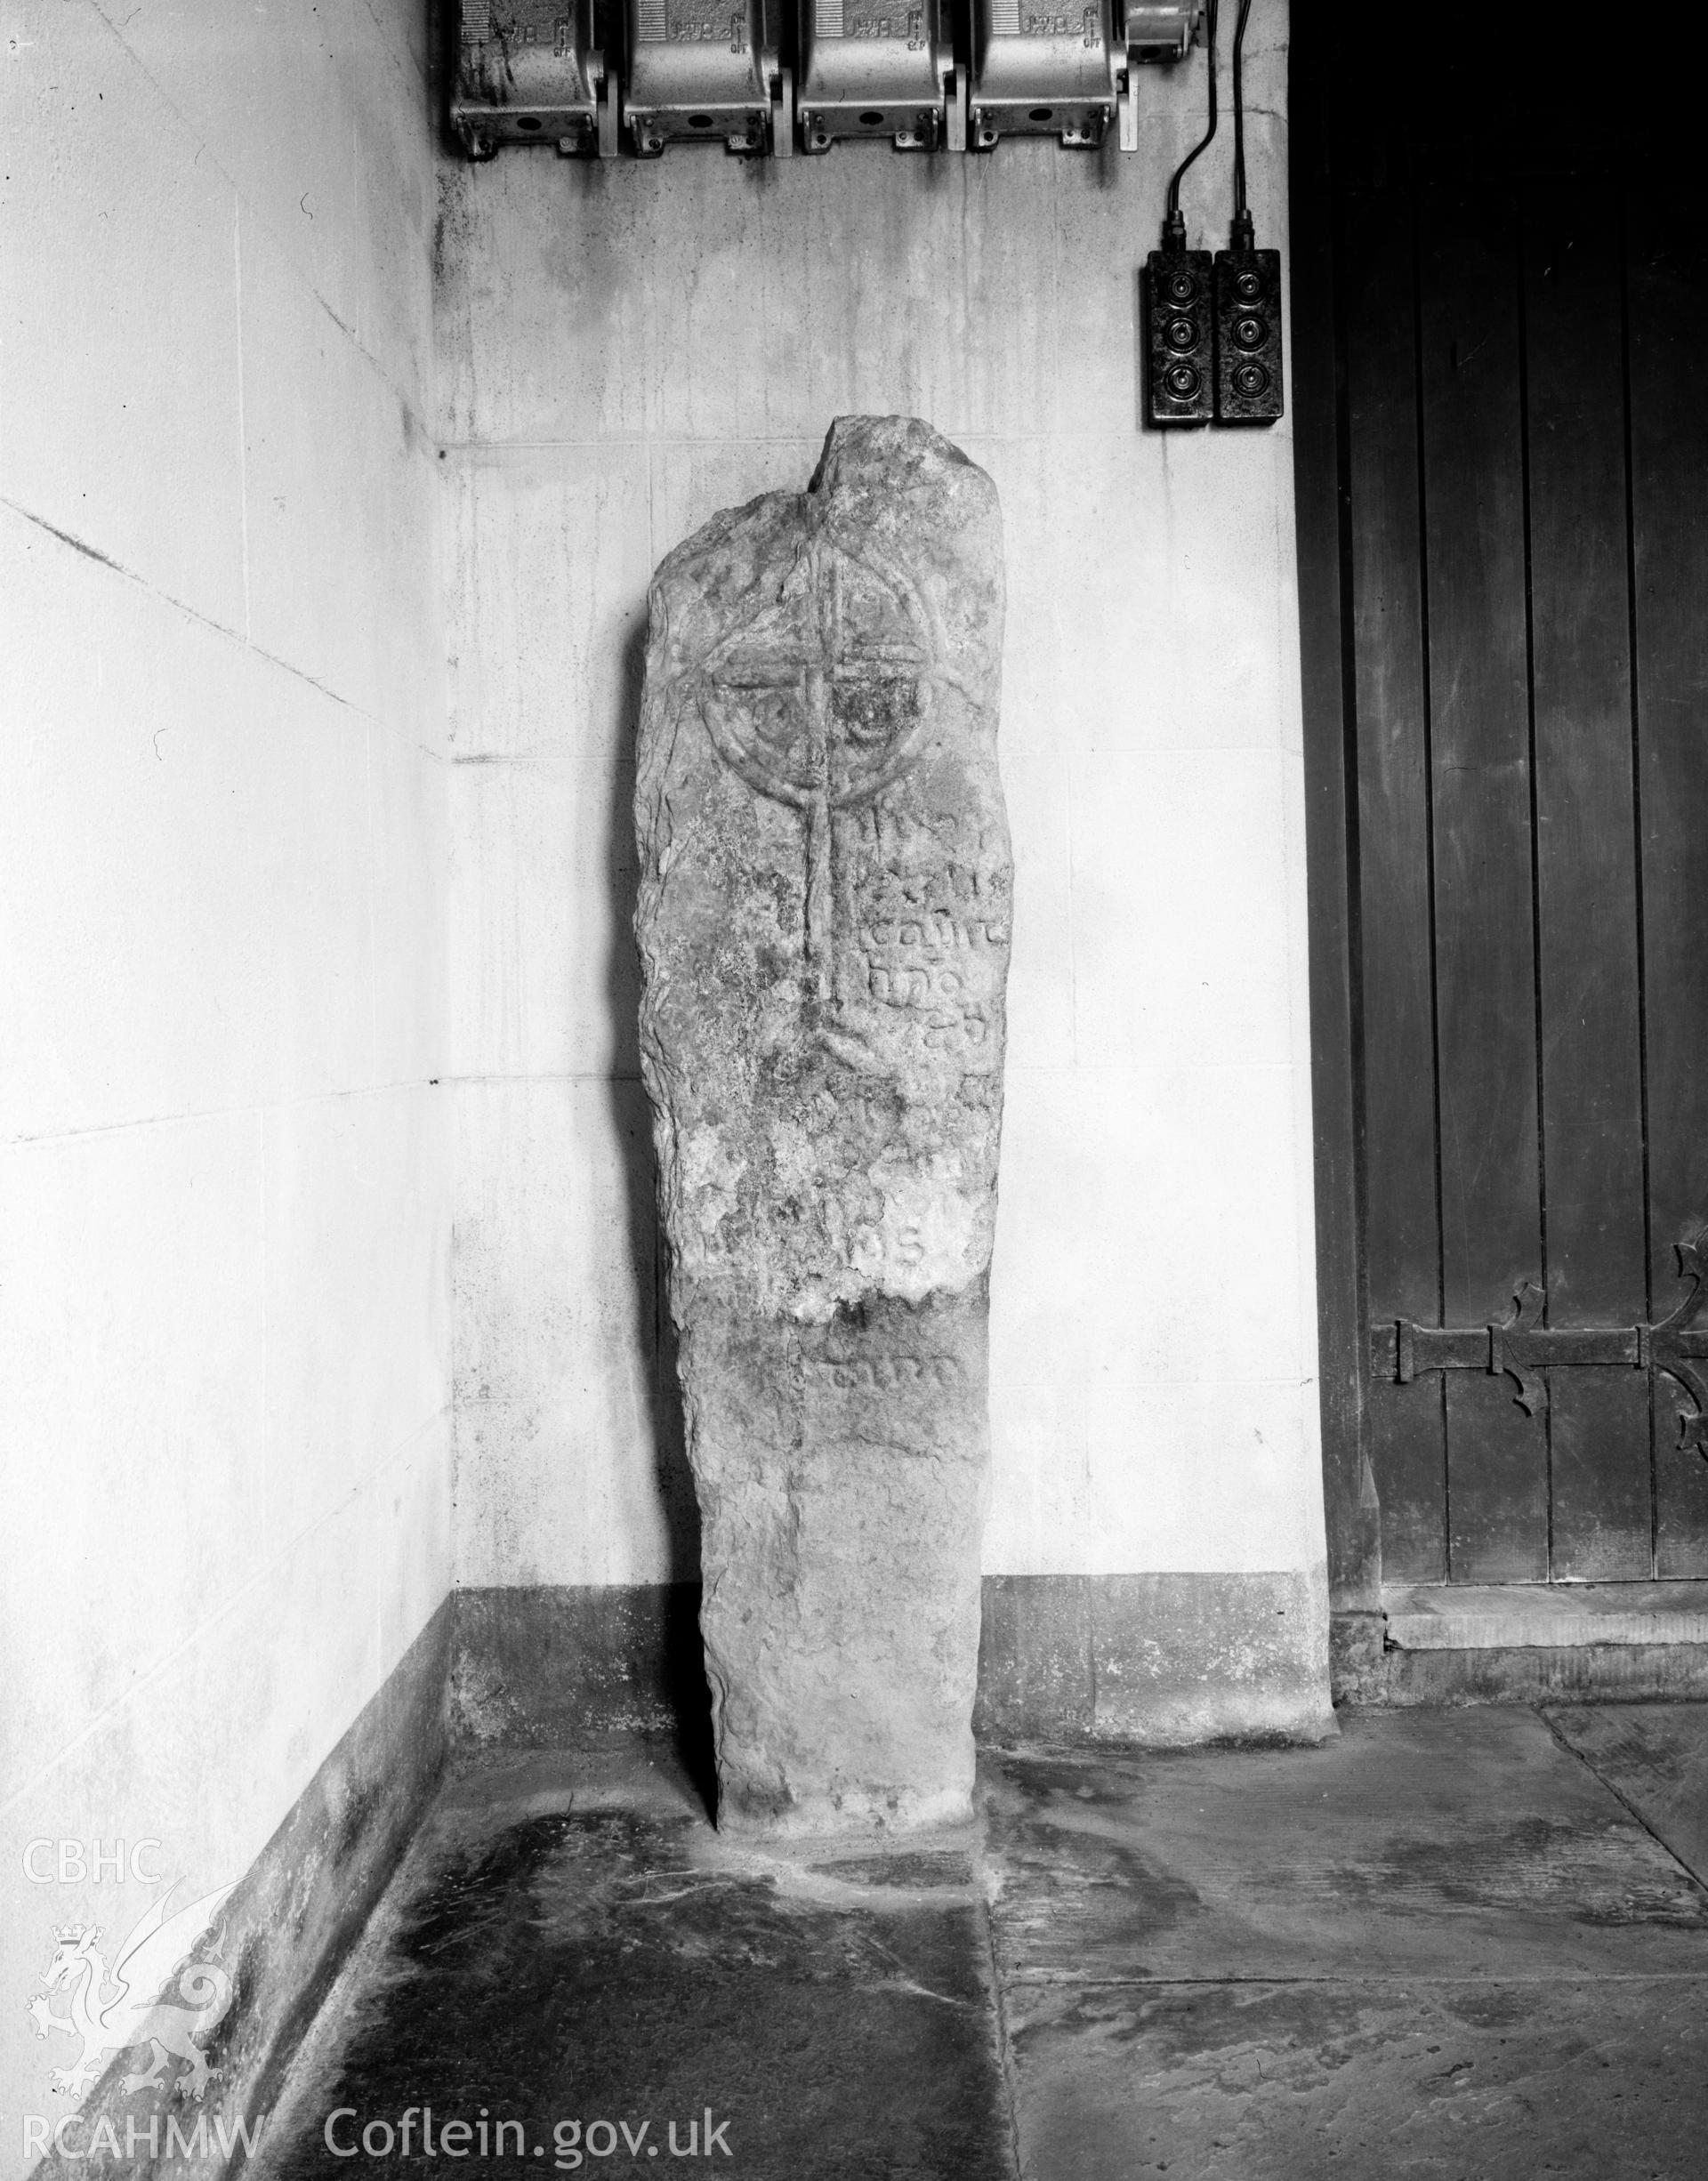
(608, 613, 699, 1587)
(592, 615, 713, 1805)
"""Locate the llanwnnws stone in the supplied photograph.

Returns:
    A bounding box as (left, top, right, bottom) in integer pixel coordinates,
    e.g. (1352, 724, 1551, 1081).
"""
(635, 416, 1011, 1835)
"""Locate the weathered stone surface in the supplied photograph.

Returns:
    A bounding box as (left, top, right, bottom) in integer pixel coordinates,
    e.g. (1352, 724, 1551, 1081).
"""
(634, 415, 1010, 1835)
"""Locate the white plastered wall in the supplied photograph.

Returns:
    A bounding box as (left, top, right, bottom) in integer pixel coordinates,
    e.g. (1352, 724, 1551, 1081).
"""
(0, 20, 1329, 2142)
(0, 4, 450, 2161)
(439, 4, 1328, 1600)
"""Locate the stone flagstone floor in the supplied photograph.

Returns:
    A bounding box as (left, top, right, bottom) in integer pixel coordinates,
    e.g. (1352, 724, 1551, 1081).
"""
(251, 1706, 1708, 2180)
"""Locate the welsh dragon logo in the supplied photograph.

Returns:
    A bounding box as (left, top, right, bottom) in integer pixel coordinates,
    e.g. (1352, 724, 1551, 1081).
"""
(26, 1882, 235, 2102)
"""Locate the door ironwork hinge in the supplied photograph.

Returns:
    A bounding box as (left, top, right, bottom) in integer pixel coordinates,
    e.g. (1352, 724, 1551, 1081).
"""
(1369, 1230, 1708, 1452)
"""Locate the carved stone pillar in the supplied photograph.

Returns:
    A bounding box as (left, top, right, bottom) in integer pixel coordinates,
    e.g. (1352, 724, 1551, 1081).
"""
(635, 415, 1010, 1833)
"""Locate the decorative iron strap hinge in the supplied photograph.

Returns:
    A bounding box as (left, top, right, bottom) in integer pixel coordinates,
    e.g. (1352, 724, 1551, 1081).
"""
(1370, 1230, 1708, 1452)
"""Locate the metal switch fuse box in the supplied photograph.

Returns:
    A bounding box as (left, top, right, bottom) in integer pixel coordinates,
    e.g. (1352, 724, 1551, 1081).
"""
(452, 0, 605, 157)
(969, 0, 1118, 150)
(797, 0, 956, 152)
(625, 0, 790, 155)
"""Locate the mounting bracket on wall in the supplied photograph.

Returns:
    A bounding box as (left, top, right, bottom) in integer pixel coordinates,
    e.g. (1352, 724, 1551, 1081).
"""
(797, 0, 955, 154)
(1369, 1230, 1708, 1452)
(967, 0, 1202, 154)
(452, 0, 607, 157)
(625, 0, 789, 154)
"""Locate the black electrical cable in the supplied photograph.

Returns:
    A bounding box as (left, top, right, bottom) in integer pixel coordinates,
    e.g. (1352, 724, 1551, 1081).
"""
(1230, 0, 1252, 221)
(1163, 0, 1220, 245)
(1230, 0, 1253, 244)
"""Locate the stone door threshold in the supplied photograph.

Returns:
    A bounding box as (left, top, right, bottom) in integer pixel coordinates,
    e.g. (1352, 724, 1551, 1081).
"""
(1383, 1581, 1708, 1652)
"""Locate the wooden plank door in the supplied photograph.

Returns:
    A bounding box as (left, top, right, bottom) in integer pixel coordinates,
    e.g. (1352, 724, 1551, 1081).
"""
(1300, 13, 1708, 1589)
(1631, 203, 1708, 1575)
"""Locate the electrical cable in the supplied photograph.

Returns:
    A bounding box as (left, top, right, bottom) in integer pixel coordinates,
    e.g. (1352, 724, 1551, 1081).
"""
(1230, 0, 1252, 221)
(1163, 0, 1219, 244)
(1211, 0, 1280, 423)
(1229, 0, 1253, 244)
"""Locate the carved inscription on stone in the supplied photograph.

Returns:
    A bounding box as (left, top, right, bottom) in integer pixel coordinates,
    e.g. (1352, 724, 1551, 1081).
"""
(635, 416, 1009, 1833)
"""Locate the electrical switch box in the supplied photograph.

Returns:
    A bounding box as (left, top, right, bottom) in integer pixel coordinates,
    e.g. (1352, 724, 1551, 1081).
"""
(452, 0, 604, 158)
(625, 0, 788, 155)
(797, 0, 954, 152)
(1213, 243, 1284, 423)
(969, 0, 1117, 150)
(1144, 247, 1214, 425)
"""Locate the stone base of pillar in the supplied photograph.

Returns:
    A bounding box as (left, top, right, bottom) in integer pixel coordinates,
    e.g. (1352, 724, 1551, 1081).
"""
(682, 1289, 989, 1834)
